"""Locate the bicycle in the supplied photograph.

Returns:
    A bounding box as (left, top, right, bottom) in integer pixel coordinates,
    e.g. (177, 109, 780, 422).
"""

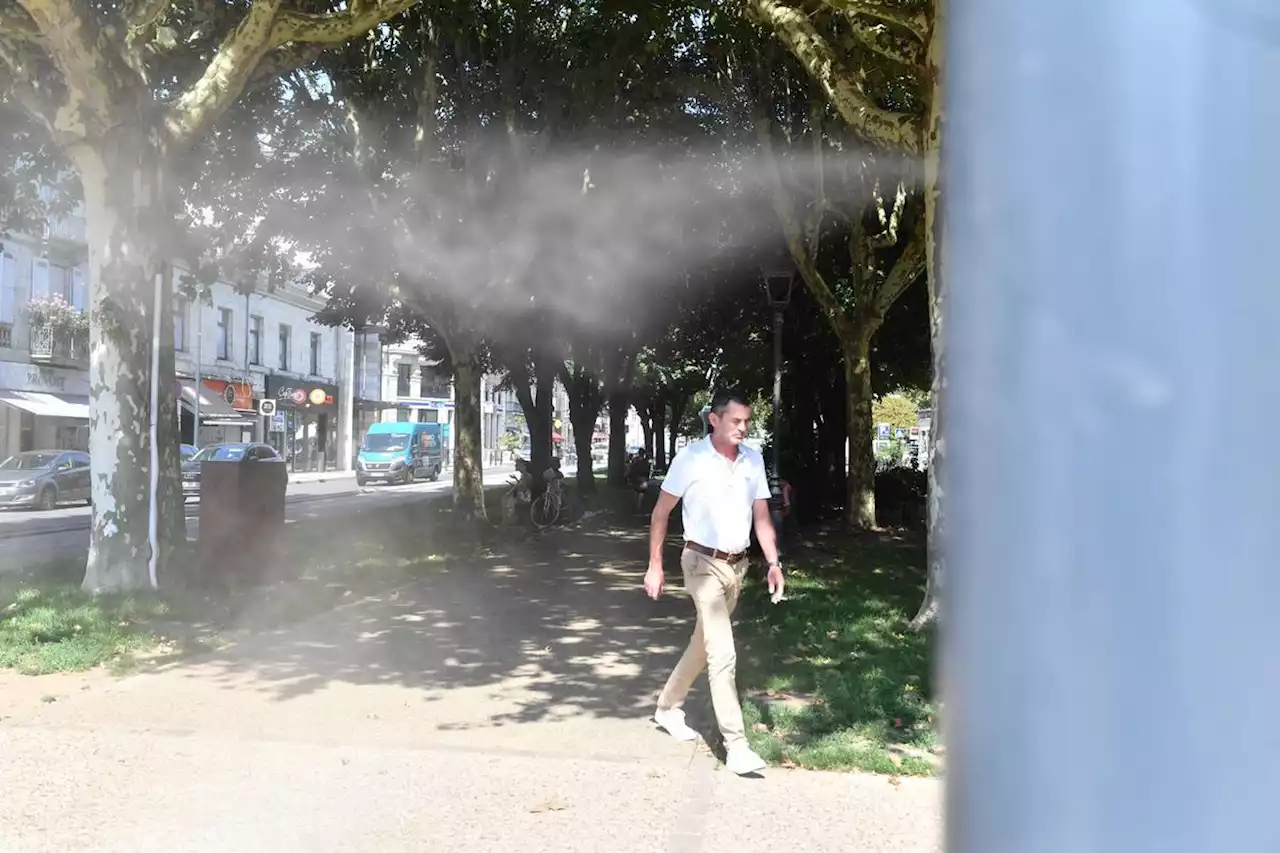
(530, 474, 565, 529)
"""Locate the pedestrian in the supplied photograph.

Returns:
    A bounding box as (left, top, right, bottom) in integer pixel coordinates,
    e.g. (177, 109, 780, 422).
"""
(644, 389, 784, 776)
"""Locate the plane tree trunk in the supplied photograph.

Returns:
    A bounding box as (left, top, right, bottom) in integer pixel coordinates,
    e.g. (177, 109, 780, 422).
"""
(450, 344, 488, 523)
(74, 136, 184, 593)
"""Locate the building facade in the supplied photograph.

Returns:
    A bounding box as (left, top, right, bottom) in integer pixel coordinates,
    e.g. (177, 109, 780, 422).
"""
(0, 203, 356, 470)
(172, 270, 355, 472)
(0, 200, 91, 459)
(378, 337, 455, 461)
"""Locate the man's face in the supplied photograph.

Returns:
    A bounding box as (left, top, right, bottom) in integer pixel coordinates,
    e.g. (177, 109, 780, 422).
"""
(709, 402, 751, 446)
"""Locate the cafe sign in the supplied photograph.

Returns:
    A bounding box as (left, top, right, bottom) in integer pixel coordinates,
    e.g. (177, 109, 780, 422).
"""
(265, 376, 338, 412)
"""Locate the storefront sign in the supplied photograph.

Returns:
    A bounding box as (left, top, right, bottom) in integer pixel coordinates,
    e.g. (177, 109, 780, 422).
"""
(0, 362, 90, 396)
(265, 376, 338, 413)
(202, 378, 255, 411)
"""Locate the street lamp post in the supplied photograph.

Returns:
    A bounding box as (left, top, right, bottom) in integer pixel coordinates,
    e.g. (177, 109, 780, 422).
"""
(761, 264, 796, 518)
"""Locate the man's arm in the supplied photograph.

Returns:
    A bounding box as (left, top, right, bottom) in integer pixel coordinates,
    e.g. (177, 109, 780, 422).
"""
(649, 490, 680, 563)
(752, 499, 780, 567)
(752, 461, 785, 603)
(644, 448, 691, 599)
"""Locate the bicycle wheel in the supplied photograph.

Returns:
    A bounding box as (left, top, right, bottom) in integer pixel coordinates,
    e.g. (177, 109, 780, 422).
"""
(530, 492, 560, 529)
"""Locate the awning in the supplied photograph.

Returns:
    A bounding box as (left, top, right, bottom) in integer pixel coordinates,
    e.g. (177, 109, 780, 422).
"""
(0, 390, 90, 420)
(177, 380, 254, 424)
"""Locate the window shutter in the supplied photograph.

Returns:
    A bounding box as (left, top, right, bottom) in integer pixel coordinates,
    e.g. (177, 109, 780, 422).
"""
(0, 252, 14, 324)
(31, 258, 49, 299)
(71, 267, 86, 312)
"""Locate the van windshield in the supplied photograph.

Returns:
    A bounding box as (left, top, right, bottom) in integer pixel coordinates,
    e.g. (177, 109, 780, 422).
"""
(363, 434, 409, 452)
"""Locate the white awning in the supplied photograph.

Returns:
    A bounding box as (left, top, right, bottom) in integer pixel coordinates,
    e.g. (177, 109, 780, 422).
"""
(0, 390, 90, 420)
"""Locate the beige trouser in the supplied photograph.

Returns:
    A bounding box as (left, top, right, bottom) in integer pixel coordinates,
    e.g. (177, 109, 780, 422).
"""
(656, 547, 748, 748)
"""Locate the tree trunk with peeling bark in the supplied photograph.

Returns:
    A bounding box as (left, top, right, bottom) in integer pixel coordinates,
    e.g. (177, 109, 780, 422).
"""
(1, 0, 420, 592)
(451, 350, 487, 523)
(911, 0, 947, 632)
(607, 391, 629, 486)
(75, 137, 184, 592)
(843, 331, 877, 529)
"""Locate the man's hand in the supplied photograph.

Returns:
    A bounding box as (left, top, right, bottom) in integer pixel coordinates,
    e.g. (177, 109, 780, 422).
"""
(767, 563, 785, 604)
(644, 560, 666, 600)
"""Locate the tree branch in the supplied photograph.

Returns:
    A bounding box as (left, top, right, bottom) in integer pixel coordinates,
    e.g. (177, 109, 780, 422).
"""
(872, 211, 926, 317)
(842, 21, 923, 68)
(266, 0, 418, 48)
(15, 0, 132, 132)
(868, 179, 907, 247)
(746, 0, 920, 154)
(820, 0, 930, 42)
(756, 112, 855, 340)
(246, 42, 328, 91)
(0, 43, 58, 136)
(0, 3, 41, 40)
(168, 0, 418, 146)
(124, 0, 170, 30)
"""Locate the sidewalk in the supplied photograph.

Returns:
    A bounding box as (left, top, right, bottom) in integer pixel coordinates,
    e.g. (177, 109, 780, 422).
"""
(288, 462, 522, 484)
(0, 518, 941, 852)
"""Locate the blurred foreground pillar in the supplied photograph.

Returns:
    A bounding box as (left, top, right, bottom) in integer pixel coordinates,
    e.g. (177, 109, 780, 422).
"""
(946, 2, 1280, 852)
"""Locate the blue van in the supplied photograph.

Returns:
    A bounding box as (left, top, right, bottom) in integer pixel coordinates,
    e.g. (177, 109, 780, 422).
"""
(356, 422, 444, 486)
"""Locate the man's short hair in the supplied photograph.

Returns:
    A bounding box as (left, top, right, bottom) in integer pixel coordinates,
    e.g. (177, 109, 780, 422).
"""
(709, 389, 751, 416)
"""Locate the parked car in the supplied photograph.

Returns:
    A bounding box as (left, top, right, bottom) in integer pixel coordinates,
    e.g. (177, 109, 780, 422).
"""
(0, 450, 91, 511)
(182, 442, 284, 501)
(181, 444, 197, 462)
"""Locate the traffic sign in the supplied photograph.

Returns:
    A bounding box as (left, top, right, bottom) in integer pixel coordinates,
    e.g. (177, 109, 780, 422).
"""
(876, 422, 891, 439)
(259, 398, 277, 416)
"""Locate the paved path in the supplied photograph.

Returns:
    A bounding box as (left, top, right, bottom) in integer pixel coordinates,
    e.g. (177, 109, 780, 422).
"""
(0, 521, 942, 852)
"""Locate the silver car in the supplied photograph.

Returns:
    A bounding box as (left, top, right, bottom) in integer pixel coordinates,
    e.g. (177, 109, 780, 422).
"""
(0, 450, 92, 511)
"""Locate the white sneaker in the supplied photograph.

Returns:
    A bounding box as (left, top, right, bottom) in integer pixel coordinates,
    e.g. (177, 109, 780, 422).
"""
(653, 707, 700, 741)
(725, 743, 767, 776)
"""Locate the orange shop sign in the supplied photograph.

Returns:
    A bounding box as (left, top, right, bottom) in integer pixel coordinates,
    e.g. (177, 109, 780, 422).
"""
(202, 378, 255, 411)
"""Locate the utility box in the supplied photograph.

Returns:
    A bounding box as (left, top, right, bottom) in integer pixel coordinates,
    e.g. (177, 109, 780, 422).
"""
(197, 459, 287, 587)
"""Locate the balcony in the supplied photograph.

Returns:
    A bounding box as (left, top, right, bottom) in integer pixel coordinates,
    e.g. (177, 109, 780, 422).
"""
(29, 323, 88, 366)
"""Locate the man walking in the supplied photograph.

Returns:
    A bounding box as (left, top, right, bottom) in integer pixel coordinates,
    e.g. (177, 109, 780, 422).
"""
(644, 390, 784, 776)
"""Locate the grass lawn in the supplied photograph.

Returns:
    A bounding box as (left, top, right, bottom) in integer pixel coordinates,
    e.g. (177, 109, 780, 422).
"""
(735, 529, 940, 776)
(0, 486, 514, 677)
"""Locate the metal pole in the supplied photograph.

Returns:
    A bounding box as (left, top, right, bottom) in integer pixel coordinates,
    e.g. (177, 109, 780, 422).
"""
(193, 297, 202, 448)
(146, 271, 161, 590)
(771, 306, 783, 498)
(948, 2, 1280, 852)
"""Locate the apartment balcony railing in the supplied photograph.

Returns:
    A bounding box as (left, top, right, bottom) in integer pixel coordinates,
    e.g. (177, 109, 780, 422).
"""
(29, 323, 88, 365)
(0, 323, 12, 350)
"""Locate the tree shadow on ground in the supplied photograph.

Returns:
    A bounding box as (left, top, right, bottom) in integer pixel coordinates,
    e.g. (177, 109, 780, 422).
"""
(141, 498, 704, 733)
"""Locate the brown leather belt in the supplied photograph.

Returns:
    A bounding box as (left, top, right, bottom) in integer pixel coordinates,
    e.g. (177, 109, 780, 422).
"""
(685, 541, 747, 565)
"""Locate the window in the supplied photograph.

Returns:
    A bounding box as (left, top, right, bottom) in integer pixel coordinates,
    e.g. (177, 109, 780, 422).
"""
(278, 324, 291, 370)
(249, 316, 262, 365)
(0, 248, 17, 327)
(396, 407, 411, 422)
(216, 307, 232, 360)
(396, 363, 412, 397)
(417, 408, 438, 423)
(174, 297, 188, 352)
(31, 261, 83, 310)
(309, 332, 321, 376)
(419, 368, 450, 399)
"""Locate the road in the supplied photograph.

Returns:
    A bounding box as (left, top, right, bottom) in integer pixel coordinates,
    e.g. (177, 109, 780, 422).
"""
(0, 466, 527, 569)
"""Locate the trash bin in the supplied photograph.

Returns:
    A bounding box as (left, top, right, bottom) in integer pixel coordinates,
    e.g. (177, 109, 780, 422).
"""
(197, 458, 288, 587)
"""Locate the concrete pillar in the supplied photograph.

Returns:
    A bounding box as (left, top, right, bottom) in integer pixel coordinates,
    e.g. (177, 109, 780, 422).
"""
(948, 2, 1280, 852)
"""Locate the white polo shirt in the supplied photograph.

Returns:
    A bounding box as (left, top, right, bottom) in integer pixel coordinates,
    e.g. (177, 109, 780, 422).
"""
(660, 437, 772, 553)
